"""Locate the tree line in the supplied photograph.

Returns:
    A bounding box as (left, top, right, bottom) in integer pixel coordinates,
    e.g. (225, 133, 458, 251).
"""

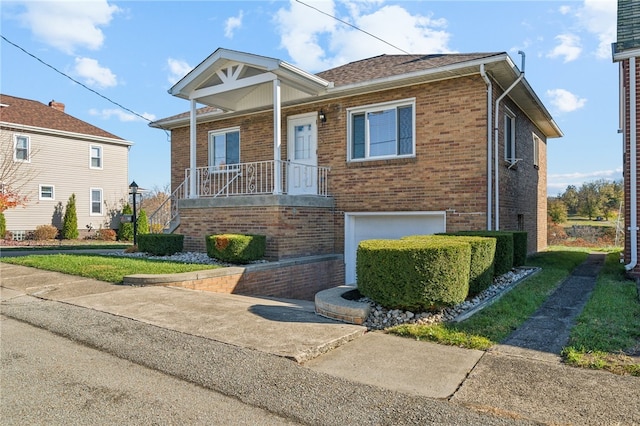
(548, 179, 623, 224)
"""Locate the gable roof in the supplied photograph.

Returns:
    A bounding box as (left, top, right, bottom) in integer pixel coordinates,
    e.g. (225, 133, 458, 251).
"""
(151, 50, 561, 138)
(0, 94, 131, 145)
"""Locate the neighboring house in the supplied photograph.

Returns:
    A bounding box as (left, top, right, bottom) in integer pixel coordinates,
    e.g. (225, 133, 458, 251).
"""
(1, 94, 133, 239)
(150, 48, 561, 298)
(613, 0, 640, 278)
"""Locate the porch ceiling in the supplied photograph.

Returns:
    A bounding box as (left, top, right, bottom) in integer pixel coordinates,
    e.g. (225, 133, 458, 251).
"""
(168, 48, 332, 112)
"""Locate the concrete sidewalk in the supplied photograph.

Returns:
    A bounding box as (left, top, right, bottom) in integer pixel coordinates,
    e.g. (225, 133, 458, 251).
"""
(0, 262, 483, 400)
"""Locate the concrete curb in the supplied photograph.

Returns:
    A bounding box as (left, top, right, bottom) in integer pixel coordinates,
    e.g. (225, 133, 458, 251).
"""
(315, 286, 371, 325)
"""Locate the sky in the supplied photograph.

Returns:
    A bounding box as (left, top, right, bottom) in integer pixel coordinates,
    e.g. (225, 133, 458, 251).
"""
(0, 0, 620, 196)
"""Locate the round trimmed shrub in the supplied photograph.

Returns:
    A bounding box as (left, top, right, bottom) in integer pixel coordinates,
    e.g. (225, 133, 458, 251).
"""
(445, 231, 514, 276)
(356, 238, 471, 311)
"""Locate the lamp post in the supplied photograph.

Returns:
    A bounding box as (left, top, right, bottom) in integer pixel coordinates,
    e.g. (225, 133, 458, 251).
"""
(129, 181, 139, 246)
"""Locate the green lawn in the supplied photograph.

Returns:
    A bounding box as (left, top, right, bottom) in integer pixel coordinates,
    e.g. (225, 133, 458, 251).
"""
(1, 254, 220, 284)
(389, 247, 640, 375)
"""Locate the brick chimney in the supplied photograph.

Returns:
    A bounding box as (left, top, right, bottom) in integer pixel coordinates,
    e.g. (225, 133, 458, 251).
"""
(48, 100, 65, 112)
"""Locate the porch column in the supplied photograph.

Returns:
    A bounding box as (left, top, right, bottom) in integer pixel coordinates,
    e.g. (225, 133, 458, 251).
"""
(273, 78, 282, 194)
(189, 99, 197, 199)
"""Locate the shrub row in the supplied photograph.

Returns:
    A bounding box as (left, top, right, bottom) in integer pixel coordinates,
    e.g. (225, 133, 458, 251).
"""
(206, 234, 266, 264)
(357, 231, 527, 310)
(137, 233, 184, 256)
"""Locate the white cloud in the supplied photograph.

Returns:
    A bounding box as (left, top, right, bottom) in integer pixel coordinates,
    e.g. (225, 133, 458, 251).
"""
(547, 167, 623, 193)
(89, 108, 156, 122)
(74, 57, 117, 88)
(225, 10, 243, 38)
(167, 58, 193, 85)
(274, 0, 451, 72)
(574, 0, 617, 59)
(546, 88, 587, 113)
(547, 34, 582, 62)
(17, 0, 120, 54)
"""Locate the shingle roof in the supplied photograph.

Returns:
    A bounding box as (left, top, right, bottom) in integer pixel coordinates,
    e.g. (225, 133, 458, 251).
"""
(0, 94, 124, 140)
(153, 53, 504, 125)
(316, 53, 503, 86)
(615, 0, 640, 52)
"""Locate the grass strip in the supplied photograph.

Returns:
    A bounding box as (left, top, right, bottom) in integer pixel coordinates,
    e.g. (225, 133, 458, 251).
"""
(562, 252, 640, 376)
(388, 249, 589, 349)
(1, 254, 219, 284)
(1, 244, 131, 252)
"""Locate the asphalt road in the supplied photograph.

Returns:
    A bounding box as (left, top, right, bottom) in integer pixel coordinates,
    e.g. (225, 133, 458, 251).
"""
(1, 316, 301, 426)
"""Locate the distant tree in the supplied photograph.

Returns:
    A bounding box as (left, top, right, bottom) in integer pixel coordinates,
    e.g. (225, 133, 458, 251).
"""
(140, 184, 170, 214)
(118, 203, 133, 241)
(548, 198, 568, 224)
(578, 182, 600, 220)
(137, 209, 150, 235)
(561, 185, 579, 215)
(62, 194, 79, 239)
(598, 179, 623, 220)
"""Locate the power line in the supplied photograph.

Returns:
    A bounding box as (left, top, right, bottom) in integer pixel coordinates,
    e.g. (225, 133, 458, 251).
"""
(1, 34, 168, 137)
(294, 0, 412, 56)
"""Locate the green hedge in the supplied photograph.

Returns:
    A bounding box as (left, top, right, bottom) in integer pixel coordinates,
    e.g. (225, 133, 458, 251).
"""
(443, 231, 514, 276)
(407, 235, 496, 297)
(357, 238, 471, 311)
(206, 234, 266, 264)
(138, 233, 184, 256)
(511, 231, 528, 267)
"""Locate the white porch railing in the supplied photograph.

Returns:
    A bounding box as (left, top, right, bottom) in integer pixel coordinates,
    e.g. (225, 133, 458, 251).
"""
(149, 160, 330, 233)
(186, 160, 330, 198)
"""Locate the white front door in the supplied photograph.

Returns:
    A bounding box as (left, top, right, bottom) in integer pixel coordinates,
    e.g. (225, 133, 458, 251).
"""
(287, 113, 318, 195)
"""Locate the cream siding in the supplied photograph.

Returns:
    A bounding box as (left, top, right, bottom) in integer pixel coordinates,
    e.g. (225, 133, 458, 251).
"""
(2, 129, 129, 234)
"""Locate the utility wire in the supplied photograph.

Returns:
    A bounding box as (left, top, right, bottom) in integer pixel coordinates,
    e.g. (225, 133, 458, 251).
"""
(294, 0, 412, 55)
(1, 34, 170, 139)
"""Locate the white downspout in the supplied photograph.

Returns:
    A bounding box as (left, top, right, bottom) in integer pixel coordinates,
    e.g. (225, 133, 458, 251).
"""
(480, 64, 493, 230)
(189, 99, 197, 199)
(493, 51, 526, 230)
(273, 79, 282, 195)
(626, 57, 638, 271)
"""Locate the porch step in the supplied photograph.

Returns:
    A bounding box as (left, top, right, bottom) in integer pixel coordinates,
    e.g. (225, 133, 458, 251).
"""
(315, 286, 371, 325)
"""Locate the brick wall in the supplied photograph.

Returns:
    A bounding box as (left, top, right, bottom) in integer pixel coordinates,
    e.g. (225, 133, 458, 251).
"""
(170, 74, 548, 256)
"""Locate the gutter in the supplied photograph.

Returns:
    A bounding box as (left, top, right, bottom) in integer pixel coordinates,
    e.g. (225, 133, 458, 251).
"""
(626, 57, 638, 272)
(480, 64, 493, 230)
(493, 51, 526, 230)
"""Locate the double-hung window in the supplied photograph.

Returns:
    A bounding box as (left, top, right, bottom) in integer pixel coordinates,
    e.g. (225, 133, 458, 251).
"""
(90, 145, 103, 169)
(348, 99, 415, 161)
(14, 135, 30, 162)
(505, 110, 516, 163)
(208, 128, 240, 170)
(90, 188, 103, 215)
(39, 185, 54, 200)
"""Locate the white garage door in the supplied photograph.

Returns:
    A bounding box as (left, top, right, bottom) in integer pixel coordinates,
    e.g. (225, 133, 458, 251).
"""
(344, 212, 446, 284)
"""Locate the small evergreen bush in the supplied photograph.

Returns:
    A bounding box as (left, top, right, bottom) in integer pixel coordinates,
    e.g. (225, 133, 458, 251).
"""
(511, 231, 528, 266)
(137, 209, 150, 235)
(62, 194, 79, 239)
(445, 231, 514, 276)
(412, 235, 496, 297)
(138, 233, 184, 255)
(118, 204, 133, 241)
(357, 238, 471, 311)
(0, 212, 5, 239)
(206, 234, 266, 263)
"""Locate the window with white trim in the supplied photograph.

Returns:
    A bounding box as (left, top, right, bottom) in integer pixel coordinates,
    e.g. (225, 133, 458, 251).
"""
(504, 111, 516, 163)
(14, 135, 30, 162)
(90, 145, 103, 169)
(90, 188, 103, 215)
(532, 134, 541, 168)
(39, 185, 54, 200)
(208, 128, 240, 169)
(348, 99, 415, 161)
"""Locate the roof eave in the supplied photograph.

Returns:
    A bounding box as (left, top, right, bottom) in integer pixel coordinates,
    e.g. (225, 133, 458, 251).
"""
(0, 121, 134, 146)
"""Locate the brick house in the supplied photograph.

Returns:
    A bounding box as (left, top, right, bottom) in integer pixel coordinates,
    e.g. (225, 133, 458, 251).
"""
(1, 94, 132, 240)
(613, 0, 640, 278)
(150, 48, 561, 298)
